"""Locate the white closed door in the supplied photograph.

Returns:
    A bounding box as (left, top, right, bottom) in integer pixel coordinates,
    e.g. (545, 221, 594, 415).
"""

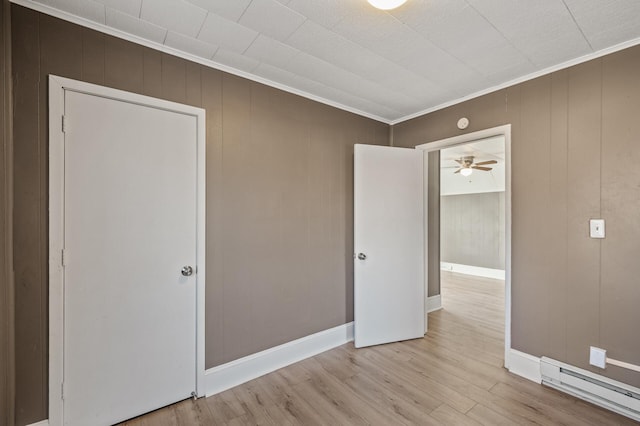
(354, 144, 425, 348)
(63, 90, 197, 425)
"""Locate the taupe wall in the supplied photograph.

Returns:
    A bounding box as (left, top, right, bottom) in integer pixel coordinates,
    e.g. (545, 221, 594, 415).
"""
(441, 192, 505, 270)
(394, 44, 640, 388)
(1, 1, 14, 425)
(11, 6, 388, 424)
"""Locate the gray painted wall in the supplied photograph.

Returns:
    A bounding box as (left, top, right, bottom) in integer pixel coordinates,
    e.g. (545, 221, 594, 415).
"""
(440, 192, 505, 270)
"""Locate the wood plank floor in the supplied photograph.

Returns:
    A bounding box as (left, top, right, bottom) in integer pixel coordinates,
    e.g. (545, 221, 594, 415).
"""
(121, 271, 638, 425)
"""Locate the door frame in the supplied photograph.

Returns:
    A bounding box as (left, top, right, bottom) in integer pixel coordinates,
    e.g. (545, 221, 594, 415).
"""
(48, 75, 206, 425)
(415, 124, 512, 368)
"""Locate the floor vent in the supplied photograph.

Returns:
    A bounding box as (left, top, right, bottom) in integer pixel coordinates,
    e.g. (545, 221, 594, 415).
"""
(540, 357, 640, 422)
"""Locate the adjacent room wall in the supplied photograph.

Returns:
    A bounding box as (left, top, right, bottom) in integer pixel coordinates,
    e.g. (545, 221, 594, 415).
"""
(426, 151, 440, 297)
(11, 6, 388, 424)
(1, 1, 14, 425)
(393, 44, 640, 388)
(441, 192, 505, 270)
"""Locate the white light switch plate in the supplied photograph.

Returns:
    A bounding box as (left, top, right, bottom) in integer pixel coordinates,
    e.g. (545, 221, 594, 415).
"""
(590, 219, 605, 238)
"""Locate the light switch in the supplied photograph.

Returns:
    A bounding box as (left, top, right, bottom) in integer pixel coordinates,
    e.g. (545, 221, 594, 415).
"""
(590, 219, 605, 238)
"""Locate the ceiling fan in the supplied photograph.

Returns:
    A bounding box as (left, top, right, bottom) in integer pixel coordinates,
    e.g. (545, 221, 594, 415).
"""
(453, 156, 497, 176)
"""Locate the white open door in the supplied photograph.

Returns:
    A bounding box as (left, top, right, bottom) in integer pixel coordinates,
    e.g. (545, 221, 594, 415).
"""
(354, 144, 425, 348)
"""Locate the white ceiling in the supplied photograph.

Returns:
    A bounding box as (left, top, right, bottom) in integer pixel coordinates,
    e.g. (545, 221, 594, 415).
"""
(15, 0, 640, 123)
(440, 135, 505, 196)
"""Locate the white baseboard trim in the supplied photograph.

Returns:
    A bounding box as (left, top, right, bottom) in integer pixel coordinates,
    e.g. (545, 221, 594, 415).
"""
(441, 262, 506, 280)
(205, 322, 354, 396)
(426, 295, 442, 313)
(508, 349, 542, 384)
(26, 420, 49, 426)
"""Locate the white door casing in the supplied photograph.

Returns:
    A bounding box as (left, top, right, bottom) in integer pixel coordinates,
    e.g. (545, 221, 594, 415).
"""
(354, 144, 425, 348)
(49, 76, 206, 425)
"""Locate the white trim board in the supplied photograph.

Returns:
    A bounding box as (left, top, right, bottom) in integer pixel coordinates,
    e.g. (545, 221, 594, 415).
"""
(508, 349, 542, 384)
(426, 295, 442, 313)
(441, 262, 506, 280)
(26, 421, 49, 426)
(206, 322, 354, 397)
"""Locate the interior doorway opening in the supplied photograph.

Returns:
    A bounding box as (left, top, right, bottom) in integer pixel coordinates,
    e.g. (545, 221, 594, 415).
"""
(439, 136, 506, 367)
(416, 125, 512, 367)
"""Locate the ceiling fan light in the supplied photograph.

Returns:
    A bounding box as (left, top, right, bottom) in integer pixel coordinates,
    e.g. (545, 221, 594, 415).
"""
(367, 0, 408, 10)
(460, 168, 473, 177)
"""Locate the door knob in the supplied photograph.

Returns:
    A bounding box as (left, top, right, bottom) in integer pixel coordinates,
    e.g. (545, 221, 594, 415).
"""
(181, 266, 194, 276)
(357, 253, 367, 260)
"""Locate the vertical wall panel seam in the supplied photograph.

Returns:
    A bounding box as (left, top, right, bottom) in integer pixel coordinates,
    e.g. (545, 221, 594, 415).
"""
(219, 73, 226, 364)
(36, 11, 46, 418)
(564, 70, 570, 361)
(1, 1, 5, 422)
(42, 16, 48, 418)
(547, 76, 553, 357)
(597, 58, 603, 347)
(39, 9, 45, 417)
(141, 46, 145, 97)
(160, 53, 164, 99)
(563, 70, 569, 361)
(2, 0, 15, 423)
(42, 12, 50, 416)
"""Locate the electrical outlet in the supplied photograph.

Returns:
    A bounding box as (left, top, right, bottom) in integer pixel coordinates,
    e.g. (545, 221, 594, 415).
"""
(590, 346, 607, 369)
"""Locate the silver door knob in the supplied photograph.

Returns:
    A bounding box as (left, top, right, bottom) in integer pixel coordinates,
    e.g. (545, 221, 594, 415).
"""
(357, 253, 367, 260)
(181, 266, 194, 276)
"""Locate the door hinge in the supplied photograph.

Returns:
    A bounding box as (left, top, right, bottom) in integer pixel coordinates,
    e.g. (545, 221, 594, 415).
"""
(61, 249, 66, 267)
(62, 115, 67, 133)
(61, 382, 64, 400)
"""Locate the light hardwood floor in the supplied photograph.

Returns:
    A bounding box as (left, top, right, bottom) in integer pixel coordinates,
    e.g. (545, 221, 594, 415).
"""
(121, 271, 638, 425)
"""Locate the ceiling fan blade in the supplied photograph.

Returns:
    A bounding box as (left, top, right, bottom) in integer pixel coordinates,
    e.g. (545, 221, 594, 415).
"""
(454, 159, 463, 164)
(472, 166, 493, 171)
(474, 160, 498, 166)
(454, 168, 461, 174)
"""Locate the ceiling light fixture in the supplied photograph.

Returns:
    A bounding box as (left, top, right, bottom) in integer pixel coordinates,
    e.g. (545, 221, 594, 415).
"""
(460, 168, 473, 177)
(367, 0, 408, 10)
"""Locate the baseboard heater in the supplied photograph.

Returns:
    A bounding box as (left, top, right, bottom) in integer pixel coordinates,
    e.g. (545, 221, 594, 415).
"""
(540, 357, 640, 422)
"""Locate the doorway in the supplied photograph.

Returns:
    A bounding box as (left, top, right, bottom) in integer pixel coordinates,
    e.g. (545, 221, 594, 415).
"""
(416, 125, 512, 367)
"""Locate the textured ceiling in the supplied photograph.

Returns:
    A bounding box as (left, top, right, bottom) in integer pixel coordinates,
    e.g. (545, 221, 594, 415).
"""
(14, 0, 640, 123)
